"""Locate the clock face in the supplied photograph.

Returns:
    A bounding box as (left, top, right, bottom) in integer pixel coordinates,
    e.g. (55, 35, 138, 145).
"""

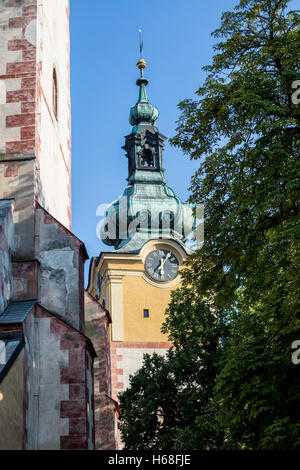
(145, 249, 179, 282)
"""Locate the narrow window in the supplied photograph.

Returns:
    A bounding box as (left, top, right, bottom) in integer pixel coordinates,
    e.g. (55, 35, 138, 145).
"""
(143, 309, 149, 318)
(53, 68, 58, 120)
(96, 273, 102, 301)
(141, 149, 154, 167)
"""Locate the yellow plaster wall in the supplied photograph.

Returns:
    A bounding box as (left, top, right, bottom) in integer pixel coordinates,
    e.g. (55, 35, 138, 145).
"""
(122, 275, 172, 342)
(99, 256, 184, 343)
(106, 262, 143, 272)
(0, 349, 24, 450)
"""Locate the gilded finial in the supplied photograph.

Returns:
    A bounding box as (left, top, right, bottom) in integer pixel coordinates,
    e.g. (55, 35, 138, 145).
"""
(137, 58, 147, 74)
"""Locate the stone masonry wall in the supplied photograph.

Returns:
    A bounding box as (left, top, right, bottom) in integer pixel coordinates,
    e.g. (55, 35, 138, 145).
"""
(0, 159, 35, 259)
(12, 260, 38, 301)
(0, 0, 71, 230)
(85, 292, 118, 450)
(35, 205, 86, 332)
(0, 0, 37, 156)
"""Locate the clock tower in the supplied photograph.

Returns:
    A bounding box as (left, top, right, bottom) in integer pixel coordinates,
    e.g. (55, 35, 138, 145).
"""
(87, 57, 194, 402)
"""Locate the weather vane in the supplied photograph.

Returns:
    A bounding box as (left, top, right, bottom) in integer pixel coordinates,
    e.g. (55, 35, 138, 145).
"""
(137, 29, 146, 77)
(139, 29, 143, 58)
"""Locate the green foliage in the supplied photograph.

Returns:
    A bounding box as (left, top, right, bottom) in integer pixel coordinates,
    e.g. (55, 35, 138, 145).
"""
(118, 0, 300, 450)
(215, 298, 300, 449)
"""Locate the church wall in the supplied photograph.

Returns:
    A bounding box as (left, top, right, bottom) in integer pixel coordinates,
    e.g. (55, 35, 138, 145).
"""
(97, 256, 182, 343)
(23, 305, 95, 450)
(22, 309, 33, 449)
(0, 348, 24, 450)
(0, 0, 71, 231)
(12, 260, 38, 301)
(23, 308, 69, 450)
(35, 0, 71, 229)
(0, 0, 37, 157)
(35, 206, 85, 332)
(94, 254, 176, 405)
(122, 275, 171, 342)
(57, 316, 95, 450)
(86, 348, 95, 450)
(0, 0, 37, 260)
(0, 200, 14, 314)
(0, 159, 35, 259)
(84, 292, 118, 450)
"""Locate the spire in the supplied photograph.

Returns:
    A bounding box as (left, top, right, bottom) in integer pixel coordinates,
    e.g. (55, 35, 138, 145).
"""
(99, 34, 195, 254)
(129, 40, 159, 128)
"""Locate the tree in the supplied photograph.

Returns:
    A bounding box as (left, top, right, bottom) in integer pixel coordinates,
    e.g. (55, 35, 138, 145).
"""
(170, 0, 300, 449)
(119, 0, 300, 449)
(215, 297, 300, 449)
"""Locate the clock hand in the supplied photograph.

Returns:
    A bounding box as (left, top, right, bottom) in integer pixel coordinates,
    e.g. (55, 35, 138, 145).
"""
(158, 264, 164, 275)
(158, 253, 171, 278)
(158, 264, 164, 280)
(159, 253, 171, 270)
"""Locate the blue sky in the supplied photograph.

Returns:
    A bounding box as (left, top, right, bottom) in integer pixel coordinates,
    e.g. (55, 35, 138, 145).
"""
(69, 0, 295, 280)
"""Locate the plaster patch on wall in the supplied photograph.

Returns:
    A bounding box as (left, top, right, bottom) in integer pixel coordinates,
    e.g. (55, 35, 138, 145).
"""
(3, 78, 22, 92)
(0, 101, 21, 153)
(0, 81, 5, 104)
(0, 6, 22, 26)
(25, 20, 37, 47)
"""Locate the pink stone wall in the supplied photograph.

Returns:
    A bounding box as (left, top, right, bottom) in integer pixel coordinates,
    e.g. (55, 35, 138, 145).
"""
(0, 0, 72, 230)
(84, 292, 118, 450)
(12, 260, 38, 301)
(0, 1, 37, 156)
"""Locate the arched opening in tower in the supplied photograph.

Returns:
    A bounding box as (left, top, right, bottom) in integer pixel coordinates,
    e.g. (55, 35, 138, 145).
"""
(141, 149, 154, 168)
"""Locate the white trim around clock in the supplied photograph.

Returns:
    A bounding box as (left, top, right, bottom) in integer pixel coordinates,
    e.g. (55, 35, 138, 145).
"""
(142, 271, 181, 288)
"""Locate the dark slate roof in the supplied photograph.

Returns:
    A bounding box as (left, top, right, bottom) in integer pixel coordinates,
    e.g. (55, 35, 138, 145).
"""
(0, 199, 13, 228)
(0, 300, 36, 324)
(0, 336, 25, 384)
